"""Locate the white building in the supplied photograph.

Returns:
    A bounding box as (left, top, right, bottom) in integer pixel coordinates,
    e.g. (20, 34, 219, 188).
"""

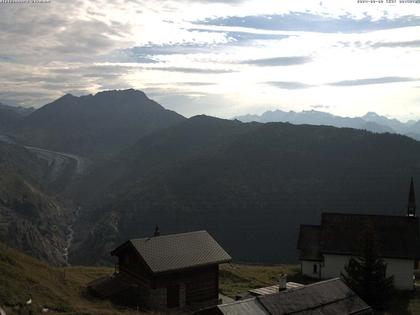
(297, 212, 420, 290)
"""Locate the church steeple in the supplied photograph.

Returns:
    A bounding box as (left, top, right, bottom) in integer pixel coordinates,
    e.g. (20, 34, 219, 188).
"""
(407, 177, 416, 217)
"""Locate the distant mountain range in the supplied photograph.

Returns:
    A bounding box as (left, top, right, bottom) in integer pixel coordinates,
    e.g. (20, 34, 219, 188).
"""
(235, 110, 420, 140)
(0, 102, 34, 133)
(2, 90, 420, 265)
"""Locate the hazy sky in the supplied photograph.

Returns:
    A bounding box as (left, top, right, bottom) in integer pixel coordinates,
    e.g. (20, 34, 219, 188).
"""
(0, 0, 419, 120)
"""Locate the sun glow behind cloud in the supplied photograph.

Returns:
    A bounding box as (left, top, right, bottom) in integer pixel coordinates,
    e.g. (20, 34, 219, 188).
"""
(0, 0, 419, 120)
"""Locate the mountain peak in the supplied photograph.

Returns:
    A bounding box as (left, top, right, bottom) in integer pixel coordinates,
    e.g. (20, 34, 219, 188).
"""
(18, 89, 185, 157)
(61, 93, 76, 99)
(363, 111, 381, 119)
(52, 93, 77, 104)
(94, 88, 146, 98)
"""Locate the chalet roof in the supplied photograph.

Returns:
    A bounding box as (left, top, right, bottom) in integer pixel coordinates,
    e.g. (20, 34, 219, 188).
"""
(298, 213, 420, 260)
(217, 278, 372, 315)
(217, 298, 269, 315)
(297, 225, 322, 261)
(259, 278, 371, 315)
(112, 230, 231, 274)
(320, 213, 420, 259)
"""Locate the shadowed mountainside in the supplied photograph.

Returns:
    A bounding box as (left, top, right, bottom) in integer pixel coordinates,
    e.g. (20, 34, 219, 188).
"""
(0, 103, 34, 134)
(70, 115, 420, 265)
(0, 142, 68, 264)
(15, 89, 185, 158)
(4, 89, 420, 266)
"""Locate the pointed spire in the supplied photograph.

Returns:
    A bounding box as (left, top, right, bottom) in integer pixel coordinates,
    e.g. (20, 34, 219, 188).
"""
(154, 225, 160, 237)
(408, 177, 416, 217)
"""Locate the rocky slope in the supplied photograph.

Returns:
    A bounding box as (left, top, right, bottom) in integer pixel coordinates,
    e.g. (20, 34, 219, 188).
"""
(0, 142, 68, 264)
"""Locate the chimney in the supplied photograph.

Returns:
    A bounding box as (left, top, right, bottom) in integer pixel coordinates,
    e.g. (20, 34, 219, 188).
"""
(154, 225, 160, 237)
(278, 274, 287, 291)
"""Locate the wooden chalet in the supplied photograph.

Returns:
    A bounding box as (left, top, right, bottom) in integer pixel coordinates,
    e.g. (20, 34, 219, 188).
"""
(88, 229, 231, 312)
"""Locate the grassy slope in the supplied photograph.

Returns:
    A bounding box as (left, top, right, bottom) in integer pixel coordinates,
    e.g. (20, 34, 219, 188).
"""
(1, 241, 419, 315)
(0, 242, 143, 315)
(219, 263, 312, 298)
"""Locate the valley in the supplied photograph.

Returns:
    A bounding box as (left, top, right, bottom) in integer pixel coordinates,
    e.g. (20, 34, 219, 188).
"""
(1, 241, 419, 315)
(0, 134, 87, 265)
(2, 89, 420, 267)
(2, 1, 420, 313)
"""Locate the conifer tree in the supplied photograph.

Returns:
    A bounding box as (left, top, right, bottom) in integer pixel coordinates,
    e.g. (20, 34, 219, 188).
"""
(341, 226, 394, 310)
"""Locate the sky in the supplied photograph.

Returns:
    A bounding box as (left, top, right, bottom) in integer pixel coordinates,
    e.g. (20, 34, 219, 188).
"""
(0, 0, 419, 120)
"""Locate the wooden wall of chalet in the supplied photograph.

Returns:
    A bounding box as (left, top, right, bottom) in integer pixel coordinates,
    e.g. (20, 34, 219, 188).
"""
(116, 247, 220, 309)
(155, 265, 219, 306)
(118, 247, 152, 286)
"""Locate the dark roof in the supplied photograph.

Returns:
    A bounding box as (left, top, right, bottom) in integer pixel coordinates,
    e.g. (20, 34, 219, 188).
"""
(217, 278, 371, 315)
(217, 298, 269, 315)
(320, 213, 420, 259)
(298, 213, 420, 260)
(112, 230, 231, 274)
(297, 225, 322, 261)
(258, 278, 371, 315)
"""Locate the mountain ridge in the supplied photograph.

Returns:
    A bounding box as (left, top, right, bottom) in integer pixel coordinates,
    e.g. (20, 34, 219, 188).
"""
(14, 89, 186, 158)
(234, 109, 420, 139)
(70, 115, 420, 264)
(0, 102, 34, 134)
(3, 89, 420, 266)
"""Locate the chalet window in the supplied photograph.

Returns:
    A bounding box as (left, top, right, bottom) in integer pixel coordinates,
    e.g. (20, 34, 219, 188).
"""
(313, 264, 318, 274)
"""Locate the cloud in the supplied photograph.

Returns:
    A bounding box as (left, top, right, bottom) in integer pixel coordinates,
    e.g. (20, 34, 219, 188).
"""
(226, 31, 289, 42)
(172, 82, 215, 86)
(0, 0, 419, 119)
(146, 66, 235, 73)
(266, 81, 313, 89)
(186, 27, 291, 44)
(311, 104, 330, 110)
(200, 13, 420, 33)
(146, 89, 235, 118)
(241, 56, 311, 66)
(123, 44, 217, 57)
(329, 76, 418, 86)
(179, 0, 244, 2)
(371, 40, 420, 48)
